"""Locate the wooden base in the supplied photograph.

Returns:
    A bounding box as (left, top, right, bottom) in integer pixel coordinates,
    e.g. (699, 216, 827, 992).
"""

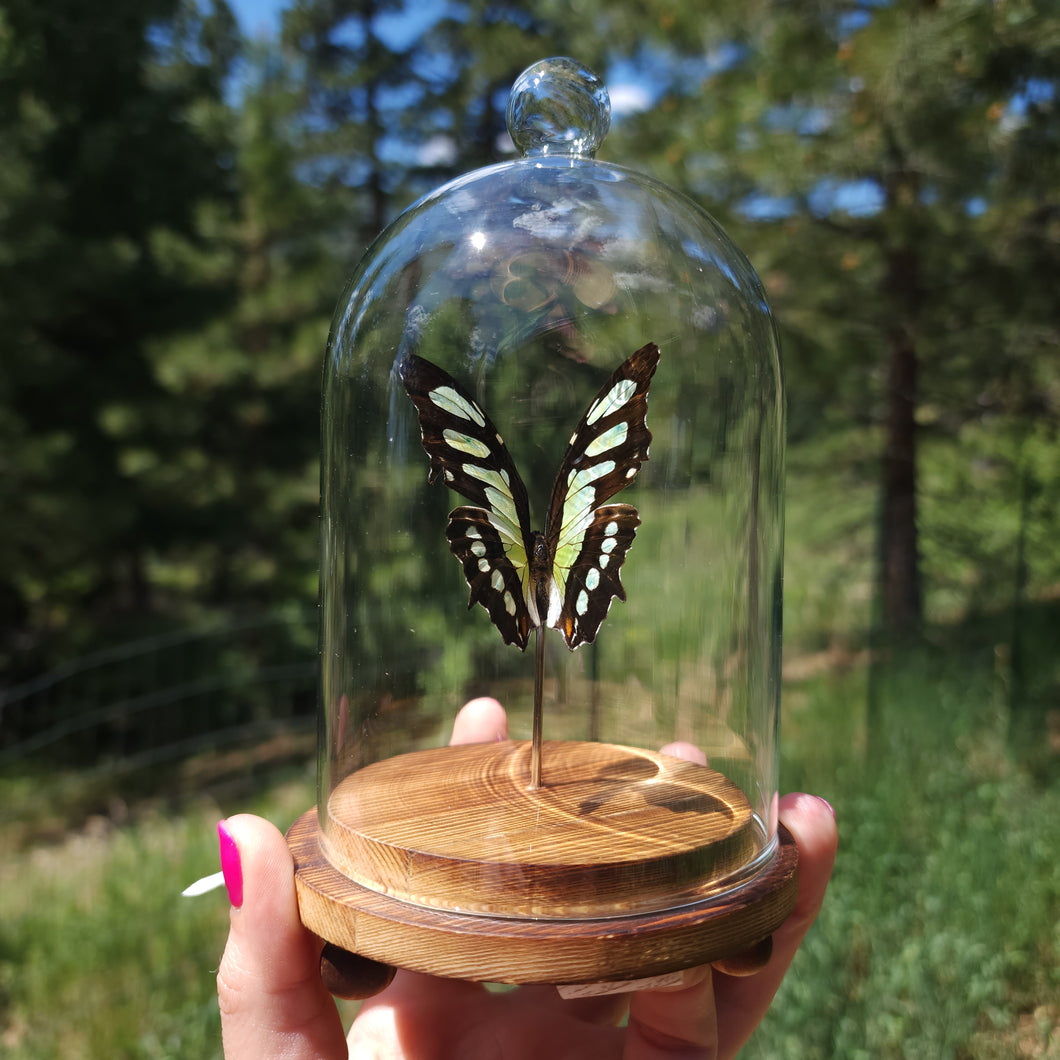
(287, 740, 799, 985)
(324, 740, 756, 917)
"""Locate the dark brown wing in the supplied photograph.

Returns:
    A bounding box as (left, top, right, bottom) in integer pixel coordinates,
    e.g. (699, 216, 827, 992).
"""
(446, 506, 534, 649)
(542, 343, 660, 649)
(551, 504, 642, 649)
(399, 354, 536, 649)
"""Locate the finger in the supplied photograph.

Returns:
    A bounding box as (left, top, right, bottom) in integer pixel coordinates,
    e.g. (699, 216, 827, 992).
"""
(319, 942, 397, 999)
(450, 696, 508, 745)
(710, 935, 773, 978)
(624, 966, 717, 1059)
(349, 970, 492, 1057)
(216, 815, 347, 1060)
(353, 971, 628, 1058)
(713, 793, 838, 1058)
(658, 741, 708, 765)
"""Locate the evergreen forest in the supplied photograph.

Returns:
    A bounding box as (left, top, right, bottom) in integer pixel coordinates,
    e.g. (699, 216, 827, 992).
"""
(1, 1, 1058, 1056)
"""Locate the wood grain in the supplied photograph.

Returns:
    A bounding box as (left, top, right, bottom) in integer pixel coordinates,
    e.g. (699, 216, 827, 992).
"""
(323, 740, 756, 916)
(288, 809, 799, 986)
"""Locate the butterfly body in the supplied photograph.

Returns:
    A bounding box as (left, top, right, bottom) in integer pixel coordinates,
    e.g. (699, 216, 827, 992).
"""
(401, 343, 660, 651)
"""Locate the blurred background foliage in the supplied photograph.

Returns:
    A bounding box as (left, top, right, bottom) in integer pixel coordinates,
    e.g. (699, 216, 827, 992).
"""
(0, 0, 1058, 1056)
(1, 0, 1055, 681)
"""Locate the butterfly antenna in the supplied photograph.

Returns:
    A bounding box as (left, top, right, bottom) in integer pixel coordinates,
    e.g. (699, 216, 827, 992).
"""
(529, 625, 545, 789)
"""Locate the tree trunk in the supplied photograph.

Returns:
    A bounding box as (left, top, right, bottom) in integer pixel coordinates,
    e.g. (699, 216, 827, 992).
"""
(880, 245, 923, 631)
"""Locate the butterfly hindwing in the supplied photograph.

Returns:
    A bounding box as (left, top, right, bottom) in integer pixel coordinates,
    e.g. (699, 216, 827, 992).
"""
(446, 506, 533, 649)
(553, 503, 641, 649)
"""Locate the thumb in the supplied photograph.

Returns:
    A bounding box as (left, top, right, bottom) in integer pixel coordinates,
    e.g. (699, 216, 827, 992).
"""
(216, 815, 347, 1060)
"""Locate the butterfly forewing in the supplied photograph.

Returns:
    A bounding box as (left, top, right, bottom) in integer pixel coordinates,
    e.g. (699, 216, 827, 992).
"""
(546, 343, 659, 520)
(399, 355, 533, 528)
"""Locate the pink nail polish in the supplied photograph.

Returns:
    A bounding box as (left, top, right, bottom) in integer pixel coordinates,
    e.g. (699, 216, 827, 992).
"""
(217, 820, 243, 908)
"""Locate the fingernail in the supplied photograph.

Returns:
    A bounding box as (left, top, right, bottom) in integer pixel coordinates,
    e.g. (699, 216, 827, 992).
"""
(217, 820, 243, 908)
(495, 729, 508, 742)
(816, 796, 836, 819)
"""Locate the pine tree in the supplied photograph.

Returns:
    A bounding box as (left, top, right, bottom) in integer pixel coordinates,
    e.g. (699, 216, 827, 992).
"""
(0, 0, 239, 670)
(611, 0, 1060, 633)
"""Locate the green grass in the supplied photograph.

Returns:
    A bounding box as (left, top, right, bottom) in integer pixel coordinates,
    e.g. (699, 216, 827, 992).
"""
(1, 801, 225, 1057)
(0, 768, 323, 1060)
(3, 620, 1056, 1058)
(745, 628, 1060, 1059)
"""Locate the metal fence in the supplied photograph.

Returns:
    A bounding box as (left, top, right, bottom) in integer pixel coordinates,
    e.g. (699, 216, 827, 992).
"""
(0, 610, 318, 778)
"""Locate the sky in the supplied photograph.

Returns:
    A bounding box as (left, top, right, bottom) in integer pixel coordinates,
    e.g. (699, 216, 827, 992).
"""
(227, 0, 285, 38)
(226, 0, 462, 49)
(223, 0, 655, 116)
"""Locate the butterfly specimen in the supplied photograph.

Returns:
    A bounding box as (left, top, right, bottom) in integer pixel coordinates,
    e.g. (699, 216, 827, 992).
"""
(400, 343, 660, 652)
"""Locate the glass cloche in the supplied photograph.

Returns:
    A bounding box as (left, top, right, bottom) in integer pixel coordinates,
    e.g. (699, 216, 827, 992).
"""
(287, 57, 796, 992)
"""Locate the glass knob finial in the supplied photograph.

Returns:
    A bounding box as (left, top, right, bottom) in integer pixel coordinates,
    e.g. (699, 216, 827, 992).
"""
(507, 57, 611, 158)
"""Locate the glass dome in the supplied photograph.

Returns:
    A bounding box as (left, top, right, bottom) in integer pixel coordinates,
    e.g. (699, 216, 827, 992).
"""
(295, 58, 790, 983)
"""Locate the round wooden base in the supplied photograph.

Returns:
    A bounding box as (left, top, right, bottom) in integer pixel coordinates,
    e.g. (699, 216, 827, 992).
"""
(325, 739, 757, 917)
(287, 741, 799, 986)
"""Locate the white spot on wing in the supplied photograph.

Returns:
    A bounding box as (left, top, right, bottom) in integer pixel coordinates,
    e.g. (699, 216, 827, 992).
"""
(604, 521, 619, 536)
(488, 509, 526, 551)
(478, 558, 490, 572)
(504, 591, 517, 615)
(429, 386, 486, 427)
(566, 460, 614, 493)
(586, 422, 628, 457)
(556, 494, 596, 549)
(443, 428, 491, 458)
(601, 536, 618, 554)
(576, 590, 589, 615)
(585, 568, 600, 591)
(526, 586, 541, 627)
(491, 569, 505, 592)
(483, 485, 520, 536)
(546, 581, 563, 627)
(586, 379, 636, 425)
(466, 464, 511, 491)
(471, 540, 487, 557)
(599, 553, 610, 569)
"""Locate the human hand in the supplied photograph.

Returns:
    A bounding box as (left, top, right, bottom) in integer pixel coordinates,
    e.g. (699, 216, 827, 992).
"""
(217, 697, 838, 1059)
